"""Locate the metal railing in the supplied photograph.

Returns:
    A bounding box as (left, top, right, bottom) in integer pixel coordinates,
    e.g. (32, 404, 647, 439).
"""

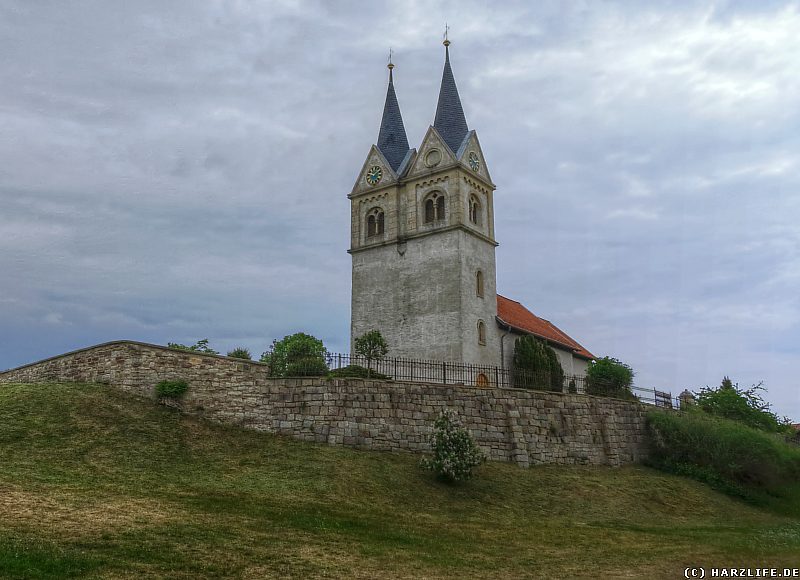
(271, 353, 677, 407)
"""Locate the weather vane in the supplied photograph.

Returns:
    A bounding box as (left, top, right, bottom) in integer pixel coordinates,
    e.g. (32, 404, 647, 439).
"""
(388, 47, 394, 70)
(443, 23, 450, 47)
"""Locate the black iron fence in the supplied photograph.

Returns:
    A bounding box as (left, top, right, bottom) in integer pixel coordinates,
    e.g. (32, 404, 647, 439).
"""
(275, 353, 677, 407)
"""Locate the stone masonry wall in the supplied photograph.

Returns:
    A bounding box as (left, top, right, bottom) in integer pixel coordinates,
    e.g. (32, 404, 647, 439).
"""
(0, 341, 649, 467)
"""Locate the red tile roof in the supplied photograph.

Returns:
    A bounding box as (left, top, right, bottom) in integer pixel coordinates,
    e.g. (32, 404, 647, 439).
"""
(496, 295, 595, 360)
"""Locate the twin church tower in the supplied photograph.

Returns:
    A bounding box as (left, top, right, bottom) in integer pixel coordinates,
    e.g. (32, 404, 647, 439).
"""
(349, 39, 501, 368)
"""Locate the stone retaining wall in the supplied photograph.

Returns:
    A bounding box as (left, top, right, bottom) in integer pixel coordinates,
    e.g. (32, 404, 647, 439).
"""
(0, 341, 649, 467)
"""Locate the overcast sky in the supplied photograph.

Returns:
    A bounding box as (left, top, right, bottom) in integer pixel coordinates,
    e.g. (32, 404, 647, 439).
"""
(1, 1, 798, 419)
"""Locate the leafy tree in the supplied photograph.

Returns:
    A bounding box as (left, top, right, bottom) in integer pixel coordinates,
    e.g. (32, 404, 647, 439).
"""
(694, 377, 791, 434)
(167, 338, 219, 356)
(420, 409, 485, 483)
(512, 335, 564, 391)
(353, 330, 389, 377)
(261, 332, 328, 377)
(585, 357, 635, 400)
(226, 347, 252, 360)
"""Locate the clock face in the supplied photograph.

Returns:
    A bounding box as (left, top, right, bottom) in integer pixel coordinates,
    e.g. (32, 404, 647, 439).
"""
(365, 165, 383, 186)
(468, 152, 480, 172)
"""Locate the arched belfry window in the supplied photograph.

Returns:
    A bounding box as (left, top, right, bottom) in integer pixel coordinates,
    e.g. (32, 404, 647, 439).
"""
(424, 192, 446, 224)
(469, 195, 481, 226)
(476, 270, 484, 298)
(477, 320, 486, 345)
(366, 207, 385, 238)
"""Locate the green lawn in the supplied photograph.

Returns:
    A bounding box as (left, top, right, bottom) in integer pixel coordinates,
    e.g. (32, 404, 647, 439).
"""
(0, 382, 798, 578)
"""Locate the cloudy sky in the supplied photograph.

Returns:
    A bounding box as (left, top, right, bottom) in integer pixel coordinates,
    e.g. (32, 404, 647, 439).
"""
(1, 1, 798, 419)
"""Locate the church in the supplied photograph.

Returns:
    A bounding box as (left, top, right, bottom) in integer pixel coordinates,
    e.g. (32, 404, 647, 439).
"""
(349, 38, 594, 380)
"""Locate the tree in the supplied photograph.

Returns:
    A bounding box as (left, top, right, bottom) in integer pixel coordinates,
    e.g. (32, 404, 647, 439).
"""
(420, 409, 485, 483)
(512, 335, 564, 391)
(543, 344, 565, 392)
(585, 357, 635, 400)
(353, 330, 389, 377)
(694, 377, 791, 434)
(167, 338, 219, 356)
(260, 333, 328, 377)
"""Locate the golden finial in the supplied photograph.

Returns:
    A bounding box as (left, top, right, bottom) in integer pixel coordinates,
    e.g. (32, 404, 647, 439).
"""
(443, 23, 450, 47)
(387, 47, 394, 70)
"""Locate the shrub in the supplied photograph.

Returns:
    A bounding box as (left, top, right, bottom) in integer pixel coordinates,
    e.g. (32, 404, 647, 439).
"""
(695, 377, 791, 435)
(328, 365, 390, 380)
(421, 409, 485, 483)
(512, 335, 564, 391)
(646, 409, 800, 500)
(226, 347, 252, 360)
(156, 380, 188, 398)
(167, 339, 219, 356)
(261, 332, 328, 377)
(585, 357, 636, 400)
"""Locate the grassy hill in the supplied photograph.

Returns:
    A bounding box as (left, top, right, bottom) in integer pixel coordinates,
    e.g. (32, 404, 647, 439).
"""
(1, 383, 798, 579)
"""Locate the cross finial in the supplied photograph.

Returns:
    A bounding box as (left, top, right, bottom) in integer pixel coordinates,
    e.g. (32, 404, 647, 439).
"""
(387, 47, 394, 70)
(443, 23, 450, 47)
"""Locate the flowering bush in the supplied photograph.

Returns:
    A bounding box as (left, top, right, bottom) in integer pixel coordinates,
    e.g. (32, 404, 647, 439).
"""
(421, 409, 485, 483)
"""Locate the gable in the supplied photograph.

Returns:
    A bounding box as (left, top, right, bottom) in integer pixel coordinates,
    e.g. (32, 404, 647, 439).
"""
(456, 130, 494, 186)
(405, 126, 458, 179)
(350, 145, 399, 196)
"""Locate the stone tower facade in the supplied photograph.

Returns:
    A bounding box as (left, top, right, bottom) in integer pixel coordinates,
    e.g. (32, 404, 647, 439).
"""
(349, 42, 501, 367)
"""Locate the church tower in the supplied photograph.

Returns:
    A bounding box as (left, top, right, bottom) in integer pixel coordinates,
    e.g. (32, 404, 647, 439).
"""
(349, 40, 500, 367)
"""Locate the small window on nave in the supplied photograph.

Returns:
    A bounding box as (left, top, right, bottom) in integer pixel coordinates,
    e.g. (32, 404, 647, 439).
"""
(477, 320, 486, 345)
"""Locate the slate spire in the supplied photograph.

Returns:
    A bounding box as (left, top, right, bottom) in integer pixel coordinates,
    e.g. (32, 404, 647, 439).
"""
(433, 37, 469, 154)
(376, 55, 410, 173)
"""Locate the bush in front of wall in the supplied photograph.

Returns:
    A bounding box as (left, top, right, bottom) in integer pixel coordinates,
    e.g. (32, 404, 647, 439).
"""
(420, 409, 485, 483)
(156, 380, 188, 399)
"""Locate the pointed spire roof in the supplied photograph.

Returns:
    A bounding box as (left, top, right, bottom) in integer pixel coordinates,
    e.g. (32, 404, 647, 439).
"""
(433, 38, 469, 155)
(376, 57, 410, 173)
